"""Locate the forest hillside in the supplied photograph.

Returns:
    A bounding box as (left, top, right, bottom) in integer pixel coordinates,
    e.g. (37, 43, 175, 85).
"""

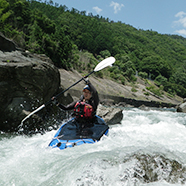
(1, 0, 186, 98)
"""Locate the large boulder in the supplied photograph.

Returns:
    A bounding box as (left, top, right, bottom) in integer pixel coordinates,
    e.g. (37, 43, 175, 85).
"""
(0, 32, 16, 52)
(177, 99, 186, 113)
(0, 49, 60, 132)
(97, 104, 123, 125)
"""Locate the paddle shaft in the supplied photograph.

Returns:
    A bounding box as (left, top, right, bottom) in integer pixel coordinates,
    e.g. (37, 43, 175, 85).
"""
(45, 70, 94, 106)
(20, 56, 115, 125)
(19, 71, 94, 126)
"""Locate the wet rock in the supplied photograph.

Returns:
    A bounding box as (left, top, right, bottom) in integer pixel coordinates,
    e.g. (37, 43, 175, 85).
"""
(139, 104, 151, 111)
(121, 154, 186, 184)
(97, 104, 123, 125)
(177, 99, 186, 113)
(0, 50, 60, 132)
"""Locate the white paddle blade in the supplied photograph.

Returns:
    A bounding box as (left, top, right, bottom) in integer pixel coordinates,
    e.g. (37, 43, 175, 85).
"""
(19, 104, 45, 127)
(94, 56, 115, 72)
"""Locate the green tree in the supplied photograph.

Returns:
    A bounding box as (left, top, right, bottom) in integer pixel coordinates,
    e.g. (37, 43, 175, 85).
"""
(139, 55, 171, 79)
(172, 67, 186, 88)
(0, 0, 11, 22)
(139, 72, 148, 79)
(51, 27, 72, 68)
(155, 75, 167, 86)
(100, 50, 111, 58)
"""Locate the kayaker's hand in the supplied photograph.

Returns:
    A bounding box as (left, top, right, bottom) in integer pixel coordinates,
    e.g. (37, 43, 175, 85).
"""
(83, 77, 89, 84)
(51, 96, 59, 105)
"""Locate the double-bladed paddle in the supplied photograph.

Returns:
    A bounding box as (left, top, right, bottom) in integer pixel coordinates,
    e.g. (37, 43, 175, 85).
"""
(20, 56, 115, 126)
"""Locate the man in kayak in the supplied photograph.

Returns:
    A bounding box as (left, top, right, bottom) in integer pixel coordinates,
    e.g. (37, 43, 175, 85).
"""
(52, 78, 99, 126)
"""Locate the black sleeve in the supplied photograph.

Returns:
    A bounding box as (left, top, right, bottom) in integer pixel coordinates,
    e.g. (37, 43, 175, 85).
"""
(58, 101, 77, 110)
(88, 82, 99, 110)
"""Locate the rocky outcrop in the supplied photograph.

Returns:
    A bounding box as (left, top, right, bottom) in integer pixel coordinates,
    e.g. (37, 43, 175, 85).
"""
(0, 33, 124, 133)
(0, 32, 17, 52)
(97, 104, 123, 125)
(177, 98, 186, 113)
(0, 33, 184, 133)
(58, 69, 182, 108)
(0, 33, 60, 132)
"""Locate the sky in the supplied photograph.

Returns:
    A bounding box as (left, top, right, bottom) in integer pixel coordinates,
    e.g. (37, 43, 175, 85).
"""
(51, 0, 186, 38)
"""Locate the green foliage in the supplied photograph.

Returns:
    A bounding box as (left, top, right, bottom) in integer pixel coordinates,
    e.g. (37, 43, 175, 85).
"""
(154, 75, 167, 86)
(95, 71, 103, 78)
(131, 87, 137, 92)
(120, 75, 125, 85)
(1, 10, 12, 22)
(172, 66, 186, 88)
(139, 54, 172, 79)
(124, 68, 135, 79)
(100, 50, 111, 58)
(110, 66, 121, 80)
(144, 92, 150, 96)
(139, 72, 148, 79)
(1, 0, 186, 97)
(163, 82, 186, 98)
(146, 86, 163, 97)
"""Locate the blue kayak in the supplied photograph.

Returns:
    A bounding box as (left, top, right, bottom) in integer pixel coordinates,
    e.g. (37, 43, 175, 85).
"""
(48, 115, 109, 150)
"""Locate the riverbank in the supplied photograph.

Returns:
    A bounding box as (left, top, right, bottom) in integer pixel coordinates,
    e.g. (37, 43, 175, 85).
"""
(59, 69, 182, 108)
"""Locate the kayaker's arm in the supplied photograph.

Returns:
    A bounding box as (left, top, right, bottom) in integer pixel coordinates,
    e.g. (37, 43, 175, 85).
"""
(87, 81, 99, 110)
(52, 80, 99, 111)
(57, 101, 77, 110)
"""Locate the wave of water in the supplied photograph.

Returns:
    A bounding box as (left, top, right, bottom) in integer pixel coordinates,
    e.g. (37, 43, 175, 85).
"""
(1, 108, 186, 186)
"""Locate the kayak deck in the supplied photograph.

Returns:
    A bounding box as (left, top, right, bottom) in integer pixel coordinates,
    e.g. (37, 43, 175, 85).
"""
(48, 115, 109, 150)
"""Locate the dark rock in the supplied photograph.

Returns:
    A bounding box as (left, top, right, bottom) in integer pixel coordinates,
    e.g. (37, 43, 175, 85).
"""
(0, 50, 60, 132)
(0, 32, 16, 52)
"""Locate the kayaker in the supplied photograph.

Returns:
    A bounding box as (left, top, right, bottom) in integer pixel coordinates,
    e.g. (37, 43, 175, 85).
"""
(52, 78, 99, 126)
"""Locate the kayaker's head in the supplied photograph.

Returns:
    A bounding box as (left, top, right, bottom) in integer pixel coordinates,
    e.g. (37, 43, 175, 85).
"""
(83, 85, 91, 100)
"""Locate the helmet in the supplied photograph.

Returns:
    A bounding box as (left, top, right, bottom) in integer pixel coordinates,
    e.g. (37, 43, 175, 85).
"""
(83, 85, 91, 92)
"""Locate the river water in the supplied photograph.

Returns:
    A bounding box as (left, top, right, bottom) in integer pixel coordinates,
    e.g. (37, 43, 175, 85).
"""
(1, 108, 186, 186)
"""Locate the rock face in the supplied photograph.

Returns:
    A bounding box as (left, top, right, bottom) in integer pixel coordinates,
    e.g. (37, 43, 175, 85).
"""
(0, 33, 60, 132)
(97, 104, 123, 125)
(177, 99, 186, 113)
(0, 33, 184, 133)
(0, 32, 16, 52)
(58, 69, 182, 108)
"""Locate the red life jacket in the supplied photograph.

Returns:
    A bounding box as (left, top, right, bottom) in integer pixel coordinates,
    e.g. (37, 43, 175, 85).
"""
(74, 102, 94, 119)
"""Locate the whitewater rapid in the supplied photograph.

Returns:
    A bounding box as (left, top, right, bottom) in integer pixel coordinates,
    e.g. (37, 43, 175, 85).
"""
(1, 108, 186, 186)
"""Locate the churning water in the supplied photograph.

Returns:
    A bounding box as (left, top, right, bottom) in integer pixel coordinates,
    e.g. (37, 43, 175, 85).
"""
(1, 108, 186, 186)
